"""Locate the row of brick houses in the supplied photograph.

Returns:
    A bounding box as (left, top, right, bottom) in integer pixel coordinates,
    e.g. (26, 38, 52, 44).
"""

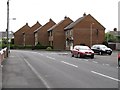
(14, 14, 106, 50)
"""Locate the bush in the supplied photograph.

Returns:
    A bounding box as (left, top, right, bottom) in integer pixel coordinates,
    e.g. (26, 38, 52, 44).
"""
(46, 47, 52, 51)
(10, 44, 53, 50)
(102, 41, 109, 47)
(35, 45, 46, 49)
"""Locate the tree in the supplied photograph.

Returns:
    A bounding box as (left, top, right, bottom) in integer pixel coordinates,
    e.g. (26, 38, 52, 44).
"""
(105, 32, 117, 42)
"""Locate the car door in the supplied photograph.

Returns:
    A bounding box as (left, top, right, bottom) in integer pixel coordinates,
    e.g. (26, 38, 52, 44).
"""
(96, 46, 101, 53)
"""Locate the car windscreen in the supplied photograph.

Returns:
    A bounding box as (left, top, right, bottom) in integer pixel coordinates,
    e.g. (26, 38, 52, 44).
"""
(78, 46, 90, 50)
(100, 45, 108, 49)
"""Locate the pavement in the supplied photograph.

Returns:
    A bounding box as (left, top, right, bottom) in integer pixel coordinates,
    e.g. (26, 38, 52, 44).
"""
(0, 65, 2, 90)
(1, 51, 46, 88)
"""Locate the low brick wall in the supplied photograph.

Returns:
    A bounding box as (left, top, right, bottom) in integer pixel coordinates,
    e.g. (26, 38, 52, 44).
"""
(0, 47, 7, 65)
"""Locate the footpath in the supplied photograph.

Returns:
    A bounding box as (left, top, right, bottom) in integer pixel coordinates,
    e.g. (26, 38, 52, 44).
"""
(1, 50, 46, 88)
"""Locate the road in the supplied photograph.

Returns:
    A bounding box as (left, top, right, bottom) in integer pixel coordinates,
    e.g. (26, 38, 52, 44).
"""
(2, 50, 119, 89)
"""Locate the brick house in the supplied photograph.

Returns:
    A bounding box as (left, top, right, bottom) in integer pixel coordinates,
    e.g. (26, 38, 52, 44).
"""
(64, 14, 106, 50)
(47, 17, 73, 50)
(25, 21, 42, 46)
(34, 19, 56, 46)
(14, 23, 30, 46)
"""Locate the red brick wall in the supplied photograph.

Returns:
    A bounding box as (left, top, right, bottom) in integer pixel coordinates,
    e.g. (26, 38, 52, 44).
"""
(14, 23, 30, 45)
(25, 22, 41, 46)
(38, 19, 56, 46)
(53, 17, 73, 50)
(73, 15, 105, 47)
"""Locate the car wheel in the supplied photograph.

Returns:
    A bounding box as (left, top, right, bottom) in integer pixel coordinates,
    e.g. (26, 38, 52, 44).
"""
(118, 59, 120, 67)
(108, 52, 112, 55)
(71, 54, 74, 57)
(99, 52, 102, 55)
(77, 53, 81, 58)
(74, 54, 78, 58)
(91, 55, 94, 59)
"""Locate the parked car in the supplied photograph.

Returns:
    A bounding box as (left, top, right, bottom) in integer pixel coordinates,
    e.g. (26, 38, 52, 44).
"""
(71, 45, 94, 59)
(118, 53, 120, 67)
(91, 44, 112, 55)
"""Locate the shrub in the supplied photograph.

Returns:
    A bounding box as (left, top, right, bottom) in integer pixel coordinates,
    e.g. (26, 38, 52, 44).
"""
(46, 47, 52, 51)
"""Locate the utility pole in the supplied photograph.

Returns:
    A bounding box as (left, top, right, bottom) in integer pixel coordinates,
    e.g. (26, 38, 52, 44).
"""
(6, 0, 9, 57)
(90, 23, 94, 47)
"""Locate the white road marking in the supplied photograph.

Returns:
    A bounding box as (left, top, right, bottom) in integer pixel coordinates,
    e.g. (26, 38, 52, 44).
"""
(0, 65, 3, 68)
(23, 59, 50, 88)
(39, 53, 44, 56)
(105, 64, 110, 66)
(30, 52, 38, 54)
(102, 64, 105, 66)
(46, 56, 56, 60)
(9, 56, 15, 58)
(77, 59, 82, 61)
(61, 61, 78, 68)
(91, 71, 120, 82)
(83, 59, 88, 62)
(30, 52, 44, 56)
(92, 61, 98, 64)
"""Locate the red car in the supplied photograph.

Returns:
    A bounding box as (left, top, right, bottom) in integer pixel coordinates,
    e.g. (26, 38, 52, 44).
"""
(71, 45, 94, 59)
(118, 53, 120, 67)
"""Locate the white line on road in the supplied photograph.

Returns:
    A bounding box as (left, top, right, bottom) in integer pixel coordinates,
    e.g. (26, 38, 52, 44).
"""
(61, 61, 78, 68)
(92, 61, 98, 64)
(91, 71, 120, 82)
(83, 59, 88, 62)
(39, 53, 44, 56)
(46, 56, 56, 60)
(102, 64, 105, 66)
(23, 59, 50, 88)
(0, 65, 3, 68)
(105, 64, 110, 66)
(9, 56, 15, 58)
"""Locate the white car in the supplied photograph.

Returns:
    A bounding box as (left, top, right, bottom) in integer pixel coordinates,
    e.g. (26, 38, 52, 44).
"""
(71, 45, 94, 59)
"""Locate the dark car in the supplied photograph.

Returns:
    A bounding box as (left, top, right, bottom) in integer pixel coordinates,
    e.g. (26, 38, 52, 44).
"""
(91, 44, 112, 55)
(71, 45, 94, 59)
(118, 53, 120, 67)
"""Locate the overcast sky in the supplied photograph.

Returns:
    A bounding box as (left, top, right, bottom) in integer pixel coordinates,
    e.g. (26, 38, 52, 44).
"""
(0, 0, 119, 32)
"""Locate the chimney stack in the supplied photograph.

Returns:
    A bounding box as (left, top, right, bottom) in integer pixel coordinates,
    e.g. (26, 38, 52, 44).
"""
(49, 18, 52, 21)
(83, 13, 86, 17)
(26, 23, 28, 26)
(64, 16, 67, 19)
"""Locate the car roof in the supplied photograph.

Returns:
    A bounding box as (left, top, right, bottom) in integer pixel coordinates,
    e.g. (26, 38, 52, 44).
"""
(92, 44, 106, 47)
(74, 45, 89, 48)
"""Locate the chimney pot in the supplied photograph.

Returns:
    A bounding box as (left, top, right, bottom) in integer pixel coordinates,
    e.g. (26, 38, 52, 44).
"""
(64, 16, 67, 19)
(83, 13, 86, 17)
(49, 18, 52, 21)
(26, 23, 28, 26)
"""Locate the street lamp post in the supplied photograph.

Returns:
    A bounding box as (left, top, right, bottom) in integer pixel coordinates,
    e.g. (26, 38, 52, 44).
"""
(6, 0, 10, 57)
(90, 23, 94, 47)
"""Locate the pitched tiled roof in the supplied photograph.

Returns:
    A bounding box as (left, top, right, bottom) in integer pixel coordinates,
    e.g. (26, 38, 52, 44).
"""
(64, 14, 105, 30)
(14, 23, 30, 34)
(47, 17, 73, 32)
(26, 21, 42, 34)
(47, 20, 64, 32)
(64, 16, 85, 30)
(34, 26, 42, 33)
(34, 19, 56, 33)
